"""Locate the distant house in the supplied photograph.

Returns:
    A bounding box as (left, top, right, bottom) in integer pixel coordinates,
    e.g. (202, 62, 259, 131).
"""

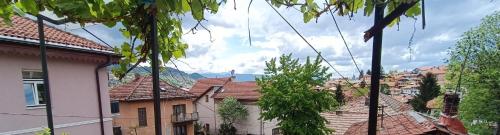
(109, 75, 197, 135)
(190, 77, 279, 135)
(414, 65, 447, 87)
(0, 16, 120, 134)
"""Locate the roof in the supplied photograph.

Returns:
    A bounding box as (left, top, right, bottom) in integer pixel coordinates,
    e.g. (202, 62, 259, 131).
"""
(189, 77, 231, 97)
(344, 111, 436, 135)
(212, 81, 261, 101)
(438, 115, 468, 135)
(0, 16, 113, 54)
(109, 76, 195, 101)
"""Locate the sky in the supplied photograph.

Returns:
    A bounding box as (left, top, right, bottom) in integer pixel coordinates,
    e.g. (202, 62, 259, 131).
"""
(63, 0, 499, 77)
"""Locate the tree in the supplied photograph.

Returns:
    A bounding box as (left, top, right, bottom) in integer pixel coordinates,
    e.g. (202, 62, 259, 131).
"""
(358, 70, 364, 80)
(366, 69, 372, 75)
(335, 84, 345, 106)
(446, 12, 499, 134)
(410, 72, 440, 113)
(217, 97, 248, 134)
(0, 0, 226, 79)
(257, 54, 338, 135)
(381, 84, 390, 95)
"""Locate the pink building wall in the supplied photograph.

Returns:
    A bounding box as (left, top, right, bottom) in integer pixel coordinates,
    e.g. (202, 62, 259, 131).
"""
(0, 46, 113, 135)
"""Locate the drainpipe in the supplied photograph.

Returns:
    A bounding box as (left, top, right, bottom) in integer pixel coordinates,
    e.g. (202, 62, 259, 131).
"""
(95, 55, 112, 135)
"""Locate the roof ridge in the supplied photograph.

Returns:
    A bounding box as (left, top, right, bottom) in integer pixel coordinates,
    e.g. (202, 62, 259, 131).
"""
(19, 16, 110, 50)
(125, 76, 147, 100)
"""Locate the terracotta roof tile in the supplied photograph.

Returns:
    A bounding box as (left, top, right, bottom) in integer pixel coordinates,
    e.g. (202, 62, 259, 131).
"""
(109, 76, 195, 101)
(189, 77, 231, 96)
(0, 16, 112, 53)
(212, 81, 261, 101)
(344, 112, 436, 135)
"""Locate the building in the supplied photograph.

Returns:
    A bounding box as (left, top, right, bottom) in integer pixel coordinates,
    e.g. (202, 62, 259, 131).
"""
(414, 65, 447, 86)
(109, 75, 197, 135)
(0, 16, 119, 134)
(190, 77, 279, 135)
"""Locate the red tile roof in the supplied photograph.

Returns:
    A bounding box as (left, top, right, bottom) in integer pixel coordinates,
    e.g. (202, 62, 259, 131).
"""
(212, 81, 261, 101)
(189, 77, 231, 96)
(438, 115, 468, 135)
(0, 16, 112, 53)
(109, 76, 195, 101)
(344, 112, 437, 135)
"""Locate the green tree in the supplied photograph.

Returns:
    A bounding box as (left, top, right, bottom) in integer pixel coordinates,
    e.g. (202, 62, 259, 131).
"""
(358, 70, 364, 80)
(410, 72, 440, 113)
(446, 12, 499, 134)
(217, 97, 248, 134)
(257, 54, 338, 135)
(366, 69, 372, 75)
(335, 84, 345, 106)
(0, 0, 226, 79)
(381, 84, 390, 95)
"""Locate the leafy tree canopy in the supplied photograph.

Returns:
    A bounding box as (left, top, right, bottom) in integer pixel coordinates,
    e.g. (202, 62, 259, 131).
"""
(0, 0, 226, 79)
(446, 11, 499, 134)
(257, 54, 338, 135)
(217, 97, 248, 125)
(410, 72, 440, 113)
(335, 84, 345, 105)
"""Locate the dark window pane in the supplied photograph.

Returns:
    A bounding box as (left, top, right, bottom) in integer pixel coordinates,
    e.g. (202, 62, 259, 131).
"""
(36, 83, 45, 104)
(23, 84, 35, 105)
(111, 102, 120, 113)
(138, 108, 147, 126)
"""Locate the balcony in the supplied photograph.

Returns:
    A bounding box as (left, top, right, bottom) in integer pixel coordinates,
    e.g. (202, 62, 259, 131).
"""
(171, 112, 199, 123)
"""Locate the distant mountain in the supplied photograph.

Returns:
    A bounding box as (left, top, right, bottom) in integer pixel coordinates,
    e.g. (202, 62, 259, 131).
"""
(108, 65, 196, 88)
(198, 73, 262, 82)
(189, 73, 206, 80)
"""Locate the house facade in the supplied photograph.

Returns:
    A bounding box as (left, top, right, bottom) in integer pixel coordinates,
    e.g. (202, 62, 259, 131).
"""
(0, 16, 119, 134)
(109, 75, 197, 135)
(190, 77, 279, 135)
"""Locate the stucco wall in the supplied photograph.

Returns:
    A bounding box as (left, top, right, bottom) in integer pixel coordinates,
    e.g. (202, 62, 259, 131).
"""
(113, 99, 195, 135)
(0, 47, 112, 135)
(194, 89, 217, 135)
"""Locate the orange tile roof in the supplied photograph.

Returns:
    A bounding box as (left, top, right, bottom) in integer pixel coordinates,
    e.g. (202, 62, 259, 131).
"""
(109, 76, 195, 101)
(344, 112, 436, 135)
(0, 16, 112, 53)
(212, 81, 261, 101)
(438, 115, 468, 135)
(189, 77, 232, 96)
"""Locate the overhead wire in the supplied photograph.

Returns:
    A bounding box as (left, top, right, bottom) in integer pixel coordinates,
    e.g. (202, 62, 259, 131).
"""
(265, 0, 367, 98)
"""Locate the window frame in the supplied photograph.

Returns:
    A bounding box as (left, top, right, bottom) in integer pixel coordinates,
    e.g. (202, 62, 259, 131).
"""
(138, 108, 147, 127)
(23, 79, 45, 107)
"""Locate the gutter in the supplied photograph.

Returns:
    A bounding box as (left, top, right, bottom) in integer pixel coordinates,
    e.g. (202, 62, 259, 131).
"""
(95, 55, 113, 135)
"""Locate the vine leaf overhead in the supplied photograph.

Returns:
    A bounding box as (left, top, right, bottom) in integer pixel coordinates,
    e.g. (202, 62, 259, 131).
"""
(0, 0, 227, 79)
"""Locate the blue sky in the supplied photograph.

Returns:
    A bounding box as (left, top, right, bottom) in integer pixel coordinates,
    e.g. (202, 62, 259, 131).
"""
(62, 0, 499, 77)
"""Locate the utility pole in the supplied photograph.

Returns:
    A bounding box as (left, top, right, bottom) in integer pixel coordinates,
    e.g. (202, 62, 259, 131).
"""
(368, 2, 385, 135)
(148, 0, 162, 134)
(37, 15, 55, 135)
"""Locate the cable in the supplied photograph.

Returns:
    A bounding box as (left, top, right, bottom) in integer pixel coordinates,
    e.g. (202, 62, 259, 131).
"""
(81, 27, 114, 48)
(326, 2, 362, 74)
(266, 0, 367, 98)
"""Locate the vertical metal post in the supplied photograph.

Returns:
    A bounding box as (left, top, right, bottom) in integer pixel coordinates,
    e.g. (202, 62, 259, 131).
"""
(368, 2, 385, 135)
(148, 1, 162, 135)
(37, 15, 55, 135)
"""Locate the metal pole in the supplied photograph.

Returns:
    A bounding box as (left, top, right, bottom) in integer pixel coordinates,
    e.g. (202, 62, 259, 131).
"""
(148, 1, 162, 135)
(368, 2, 385, 135)
(37, 15, 55, 135)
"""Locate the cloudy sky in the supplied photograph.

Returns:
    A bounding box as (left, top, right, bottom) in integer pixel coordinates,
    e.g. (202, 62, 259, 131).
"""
(65, 0, 499, 77)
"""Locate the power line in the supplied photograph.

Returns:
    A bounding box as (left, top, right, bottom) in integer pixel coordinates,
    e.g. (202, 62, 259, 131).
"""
(326, 3, 362, 74)
(265, 0, 367, 98)
(81, 27, 114, 48)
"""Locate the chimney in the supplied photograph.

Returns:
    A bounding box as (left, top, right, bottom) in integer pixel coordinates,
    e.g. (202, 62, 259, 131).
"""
(442, 92, 460, 116)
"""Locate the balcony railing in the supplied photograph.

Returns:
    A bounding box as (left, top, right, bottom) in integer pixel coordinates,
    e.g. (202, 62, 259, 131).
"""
(171, 112, 198, 123)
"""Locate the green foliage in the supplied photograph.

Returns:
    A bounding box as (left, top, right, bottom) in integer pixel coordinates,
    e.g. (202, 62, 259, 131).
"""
(257, 54, 338, 135)
(381, 84, 390, 95)
(446, 11, 499, 134)
(269, 0, 421, 25)
(0, 0, 226, 79)
(353, 87, 368, 97)
(335, 84, 345, 106)
(218, 123, 237, 135)
(35, 128, 68, 135)
(217, 97, 248, 125)
(410, 72, 440, 113)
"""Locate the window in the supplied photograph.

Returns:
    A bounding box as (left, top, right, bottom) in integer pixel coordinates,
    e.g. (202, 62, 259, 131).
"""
(173, 104, 186, 115)
(138, 108, 147, 127)
(173, 125, 187, 135)
(111, 101, 120, 114)
(205, 95, 209, 102)
(22, 71, 45, 107)
(112, 126, 122, 135)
